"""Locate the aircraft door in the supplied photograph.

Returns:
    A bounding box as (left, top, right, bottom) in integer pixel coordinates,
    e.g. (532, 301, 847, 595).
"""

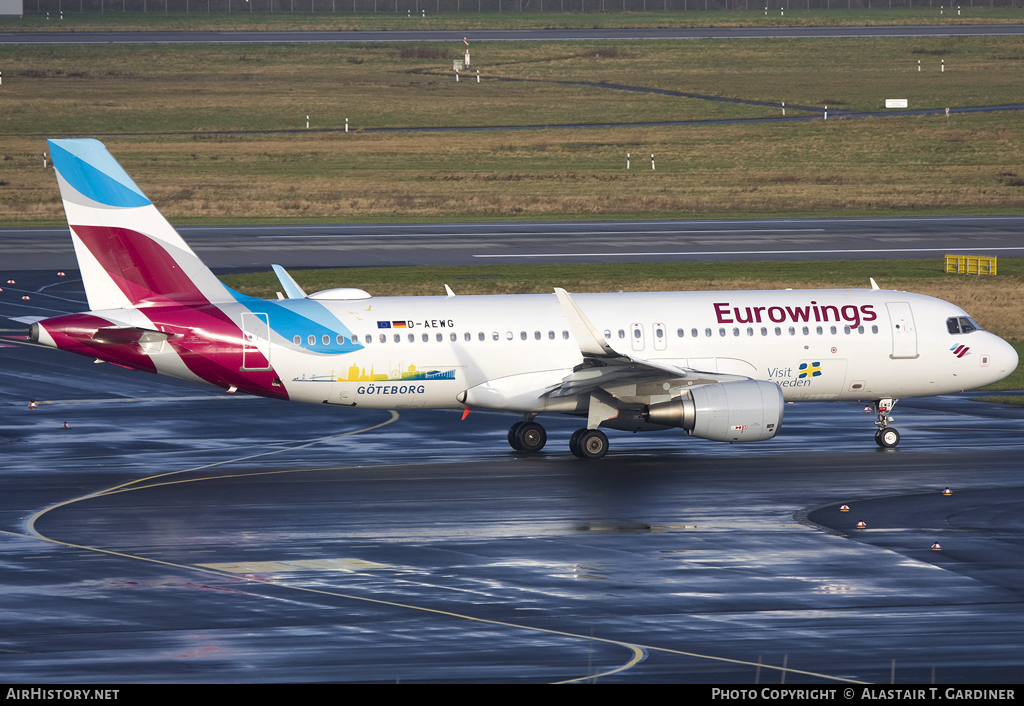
(652, 322, 667, 351)
(886, 302, 918, 359)
(241, 312, 272, 370)
(631, 323, 645, 351)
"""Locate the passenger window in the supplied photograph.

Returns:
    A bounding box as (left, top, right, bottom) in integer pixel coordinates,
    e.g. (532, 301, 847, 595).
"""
(534, 331, 541, 340)
(365, 334, 372, 344)
(692, 328, 699, 338)
(634, 329, 642, 339)
(676, 329, 683, 338)
(493, 332, 499, 341)
(871, 325, 878, 334)
(548, 330, 555, 340)
(408, 333, 414, 343)
(562, 330, 569, 339)
(422, 333, 429, 342)
(323, 335, 330, 345)
(521, 331, 527, 340)
(293, 335, 301, 345)
(747, 327, 754, 336)
(308, 335, 316, 345)
(604, 329, 611, 339)
(394, 334, 400, 343)
(479, 332, 485, 341)
(336, 334, 344, 345)
(774, 327, 782, 336)
(761, 327, 767, 336)
(705, 328, 712, 337)
(380, 334, 387, 343)
(732, 328, 739, 337)
(802, 326, 809, 335)
(437, 333, 443, 342)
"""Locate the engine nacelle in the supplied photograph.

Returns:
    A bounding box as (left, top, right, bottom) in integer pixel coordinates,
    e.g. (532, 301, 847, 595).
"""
(641, 380, 784, 443)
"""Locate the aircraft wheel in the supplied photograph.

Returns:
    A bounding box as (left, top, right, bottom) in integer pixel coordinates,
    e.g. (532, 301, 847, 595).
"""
(877, 427, 900, 449)
(569, 428, 586, 458)
(516, 422, 547, 453)
(508, 422, 524, 450)
(577, 429, 609, 460)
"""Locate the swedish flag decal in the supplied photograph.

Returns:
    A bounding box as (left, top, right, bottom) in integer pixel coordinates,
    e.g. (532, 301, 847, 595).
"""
(798, 362, 822, 379)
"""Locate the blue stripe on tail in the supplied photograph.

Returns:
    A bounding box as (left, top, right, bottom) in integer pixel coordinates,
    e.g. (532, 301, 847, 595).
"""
(48, 139, 151, 208)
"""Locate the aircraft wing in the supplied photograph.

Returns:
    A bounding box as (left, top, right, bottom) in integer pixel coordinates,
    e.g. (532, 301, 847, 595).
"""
(547, 288, 749, 399)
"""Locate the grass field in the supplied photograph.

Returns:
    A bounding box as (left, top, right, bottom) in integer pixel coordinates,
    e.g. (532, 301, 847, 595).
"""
(2, 9, 1023, 33)
(2, 37, 1024, 224)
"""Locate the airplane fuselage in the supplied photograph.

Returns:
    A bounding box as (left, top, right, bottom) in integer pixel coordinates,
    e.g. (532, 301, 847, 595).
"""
(34, 138, 1019, 457)
(36, 288, 1014, 414)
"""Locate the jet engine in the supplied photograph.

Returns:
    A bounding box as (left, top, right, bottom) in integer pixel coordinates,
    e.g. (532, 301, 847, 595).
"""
(640, 380, 784, 443)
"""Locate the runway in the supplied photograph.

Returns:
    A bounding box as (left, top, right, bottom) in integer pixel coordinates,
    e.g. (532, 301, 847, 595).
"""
(2, 269, 1024, 682)
(3, 215, 1024, 269)
(5, 24, 1024, 45)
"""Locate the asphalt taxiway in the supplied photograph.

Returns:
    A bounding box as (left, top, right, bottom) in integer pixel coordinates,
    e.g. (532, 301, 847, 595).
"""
(5, 24, 1024, 45)
(3, 215, 1024, 269)
(2, 268, 1024, 683)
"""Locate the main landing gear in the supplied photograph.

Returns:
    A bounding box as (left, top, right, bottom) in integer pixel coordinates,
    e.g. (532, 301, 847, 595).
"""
(507, 419, 547, 453)
(507, 419, 609, 459)
(872, 398, 901, 449)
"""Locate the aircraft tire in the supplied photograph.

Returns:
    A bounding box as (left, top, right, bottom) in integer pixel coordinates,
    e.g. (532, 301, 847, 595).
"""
(508, 422, 524, 450)
(516, 422, 547, 453)
(569, 428, 586, 458)
(577, 429, 609, 460)
(878, 427, 900, 449)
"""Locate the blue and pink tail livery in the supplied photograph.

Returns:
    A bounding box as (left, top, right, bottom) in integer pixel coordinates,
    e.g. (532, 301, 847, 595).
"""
(49, 138, 233, 310)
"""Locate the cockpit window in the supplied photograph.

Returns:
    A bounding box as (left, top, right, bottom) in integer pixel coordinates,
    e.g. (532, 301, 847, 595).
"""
(947, 316, 981, 334)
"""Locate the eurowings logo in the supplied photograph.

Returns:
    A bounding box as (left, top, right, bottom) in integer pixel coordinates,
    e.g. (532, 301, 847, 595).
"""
(798, 362, 822, 379)
(951, 345, 970, 358)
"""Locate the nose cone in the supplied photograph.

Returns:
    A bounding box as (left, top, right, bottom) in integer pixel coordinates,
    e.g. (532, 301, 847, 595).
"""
(998, 336, 1020, 380)
(981, 333, 1020, 388)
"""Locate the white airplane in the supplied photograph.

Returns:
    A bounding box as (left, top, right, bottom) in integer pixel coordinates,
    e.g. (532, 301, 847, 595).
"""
(29, 139, 1018, 458)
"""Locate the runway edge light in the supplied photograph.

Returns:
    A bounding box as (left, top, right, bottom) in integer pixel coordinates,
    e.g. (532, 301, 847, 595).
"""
(943, 487, 953, 496)
(932, 542, 942, 551)
(840, 504, 850, 512)
(856, 521, 867, 529)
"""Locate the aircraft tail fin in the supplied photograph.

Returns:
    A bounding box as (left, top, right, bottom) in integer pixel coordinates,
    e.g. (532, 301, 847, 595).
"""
(49, 138, 236, 311)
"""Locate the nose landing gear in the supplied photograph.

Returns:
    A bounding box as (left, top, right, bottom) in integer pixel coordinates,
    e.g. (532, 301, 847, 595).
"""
(872, 398, 901, 448)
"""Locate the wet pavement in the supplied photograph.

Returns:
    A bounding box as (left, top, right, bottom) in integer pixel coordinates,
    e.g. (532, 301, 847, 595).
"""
(2, 270, 1024, 683)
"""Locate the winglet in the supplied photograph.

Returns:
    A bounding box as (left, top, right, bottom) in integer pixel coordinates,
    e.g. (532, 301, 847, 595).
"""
(553, 288, 618, 358)
(445, 284, 456, 297)
(869, 277, 880, 291)
(272, 264, 308, 299)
